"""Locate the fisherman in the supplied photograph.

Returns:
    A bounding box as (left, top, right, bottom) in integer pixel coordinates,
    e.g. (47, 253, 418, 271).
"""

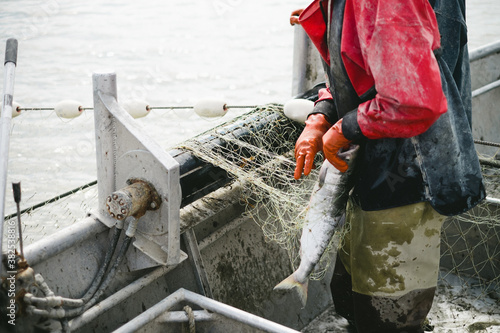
(291, 0, 485, 332)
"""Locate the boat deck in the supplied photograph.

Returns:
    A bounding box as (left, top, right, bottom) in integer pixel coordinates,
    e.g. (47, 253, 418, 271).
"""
(303, 270, 500, 332)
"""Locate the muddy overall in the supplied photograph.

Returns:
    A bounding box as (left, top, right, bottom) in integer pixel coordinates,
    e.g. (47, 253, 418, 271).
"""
(331, 202, 446, 332)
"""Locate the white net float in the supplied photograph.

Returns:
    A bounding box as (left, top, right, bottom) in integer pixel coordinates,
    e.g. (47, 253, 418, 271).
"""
(1, 101, 21, 118)
(283, 98, 314, 124)
(12, 101, 21, 118)
(193, 99, 228, 118)
(122, 99, 150, 119)
(12, 101, 21, 117)
(55, 99, 83, 118)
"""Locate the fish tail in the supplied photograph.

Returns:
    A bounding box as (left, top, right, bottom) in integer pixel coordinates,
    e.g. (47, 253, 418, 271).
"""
(273, 274, 309, 307)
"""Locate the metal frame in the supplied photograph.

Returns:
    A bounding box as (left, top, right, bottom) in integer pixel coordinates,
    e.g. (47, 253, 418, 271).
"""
(92, 72, 182, 266)
(113, 288, 300, 333)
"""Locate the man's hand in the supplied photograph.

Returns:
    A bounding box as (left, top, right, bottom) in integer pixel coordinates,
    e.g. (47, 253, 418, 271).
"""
(322, 119, 352, 173)
(290, 9, 304, 25)
(294, 113, 331, 179)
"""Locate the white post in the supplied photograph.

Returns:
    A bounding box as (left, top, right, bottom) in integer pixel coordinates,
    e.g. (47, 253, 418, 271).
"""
(291, 25, 324, 97)
(0, 38, 18, 262)
(92, 72, 119, 222)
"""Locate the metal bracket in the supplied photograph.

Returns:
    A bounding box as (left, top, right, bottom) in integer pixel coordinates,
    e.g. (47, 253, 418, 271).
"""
(92, 72, 183, 266)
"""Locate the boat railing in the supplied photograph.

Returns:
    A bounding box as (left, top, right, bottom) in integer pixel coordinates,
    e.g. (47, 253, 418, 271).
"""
(469, 40, 500, 156)
(113, 288, 300, 333)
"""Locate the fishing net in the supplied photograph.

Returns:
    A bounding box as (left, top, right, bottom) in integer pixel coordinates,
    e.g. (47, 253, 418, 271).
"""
(180, 105, 500, 330)
(2, 183, 99, 246)
(3, 104, 499, 330)
(1, 110, 100, 248)
(441, 147, 500, 279)
(180, 104, 322, 272)
(436, 149, 500, 330)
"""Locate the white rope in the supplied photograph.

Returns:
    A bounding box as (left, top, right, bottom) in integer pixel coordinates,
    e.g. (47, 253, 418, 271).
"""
(183, 305, 196, 333)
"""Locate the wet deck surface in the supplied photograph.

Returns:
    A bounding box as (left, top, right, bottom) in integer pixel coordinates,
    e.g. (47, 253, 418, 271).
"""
(301, 306, 352, 333)
(302, 272, 500, 333)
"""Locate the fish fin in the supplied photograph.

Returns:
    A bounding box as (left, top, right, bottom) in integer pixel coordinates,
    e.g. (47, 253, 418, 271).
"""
(273, 274, 309, 307)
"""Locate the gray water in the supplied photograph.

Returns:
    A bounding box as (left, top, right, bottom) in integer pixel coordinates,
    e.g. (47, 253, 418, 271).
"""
(1, 0, 499, 238)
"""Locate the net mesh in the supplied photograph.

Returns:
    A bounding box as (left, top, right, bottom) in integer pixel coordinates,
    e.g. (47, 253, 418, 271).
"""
(2, 183, 99, 246)
(4, 104, 500, 330)
(180, 104, 320, 272)
(436, 159, 500, 330)
(181, 105, 500, 330)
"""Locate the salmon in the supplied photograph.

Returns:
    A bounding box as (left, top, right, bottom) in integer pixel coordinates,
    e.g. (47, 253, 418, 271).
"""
(274, 146, 358, 306)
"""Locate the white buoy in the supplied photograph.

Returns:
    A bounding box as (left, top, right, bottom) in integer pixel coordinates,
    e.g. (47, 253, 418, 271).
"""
(122, 100, 150, 118)
(55, 99, 83, 118)
(11, 101, 21, 118)
(284, 98, 314, 124)
(12, 101, 21, 117)
(0, 101, 21, 118)
(193, 99, 228, 118)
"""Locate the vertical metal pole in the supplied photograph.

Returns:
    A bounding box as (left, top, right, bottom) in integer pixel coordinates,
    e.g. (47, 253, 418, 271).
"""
(291, 25, 324, 97)
(183, 229, 213, 298)
(291, 25, 310, 97)
(92, 72, 118, 221)
(12, 182, 23, 258)
(0, 38, 18, 267)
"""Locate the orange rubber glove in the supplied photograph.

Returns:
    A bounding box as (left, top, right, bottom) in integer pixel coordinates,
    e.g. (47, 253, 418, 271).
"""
(294, 113, 332, 179)
(322, 119, 352, 173)
(290, 9, 304, 25)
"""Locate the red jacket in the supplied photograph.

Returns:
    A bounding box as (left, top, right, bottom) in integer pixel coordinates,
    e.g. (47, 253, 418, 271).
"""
(299, 0, 447, 140)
